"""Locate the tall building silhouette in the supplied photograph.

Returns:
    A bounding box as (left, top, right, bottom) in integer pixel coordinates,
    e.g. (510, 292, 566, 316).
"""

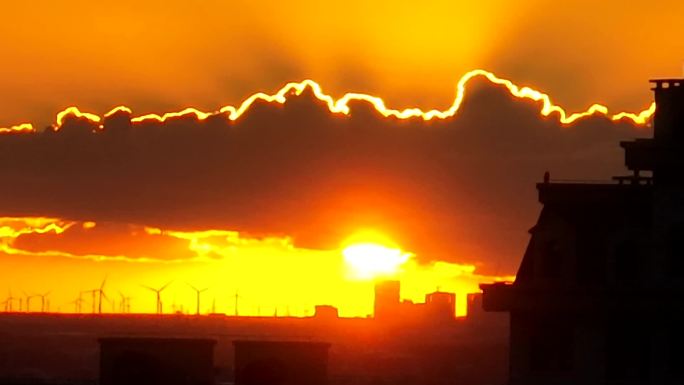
(466, 293, 484, 321)
(482, 79, 684, 385)
(374, 280, 401, 320)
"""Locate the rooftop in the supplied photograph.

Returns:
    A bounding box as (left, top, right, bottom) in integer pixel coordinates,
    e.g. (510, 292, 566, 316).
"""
(537, 180, 652, 205)
(650, 78, 684, 89)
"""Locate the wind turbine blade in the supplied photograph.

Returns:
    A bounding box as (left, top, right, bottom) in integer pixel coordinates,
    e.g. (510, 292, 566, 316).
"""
(159, 280, 173, 292)
(100, 275, 108, 290)
(187, 282, 198, 291)
(140, 284, 156, 292)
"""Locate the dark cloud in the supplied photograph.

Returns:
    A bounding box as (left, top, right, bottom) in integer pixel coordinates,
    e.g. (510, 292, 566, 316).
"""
(0, 79, 650, 273)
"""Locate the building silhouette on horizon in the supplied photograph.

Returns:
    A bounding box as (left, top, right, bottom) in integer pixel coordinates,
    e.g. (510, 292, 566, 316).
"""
(482, 79, 684, 384)
(374, 279, 456, 323)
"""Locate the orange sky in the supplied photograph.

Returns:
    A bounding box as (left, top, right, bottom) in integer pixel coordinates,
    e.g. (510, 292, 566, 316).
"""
(1, 1, 683, 128)
(0, 1, 677, 317)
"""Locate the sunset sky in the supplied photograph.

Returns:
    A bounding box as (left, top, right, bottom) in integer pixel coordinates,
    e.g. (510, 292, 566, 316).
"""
(2, 1, 684, 127)
(1, 1, 682, 316)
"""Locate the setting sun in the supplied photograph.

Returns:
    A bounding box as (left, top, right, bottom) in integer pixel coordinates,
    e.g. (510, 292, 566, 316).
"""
(342, 242, 411, 280)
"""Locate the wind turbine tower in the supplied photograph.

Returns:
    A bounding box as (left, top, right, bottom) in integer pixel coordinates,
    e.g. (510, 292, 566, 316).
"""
(142, 281, 172, 315)
(37, 291, 50, 313)
(187, 283, 208, 316)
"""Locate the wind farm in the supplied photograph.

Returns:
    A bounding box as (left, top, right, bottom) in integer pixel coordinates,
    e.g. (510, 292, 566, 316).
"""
(2, 282, 263, 317)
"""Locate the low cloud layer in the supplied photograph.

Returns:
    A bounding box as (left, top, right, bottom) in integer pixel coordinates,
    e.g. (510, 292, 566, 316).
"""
(0, 80, 650, 273)
(0, 217, 512, 316)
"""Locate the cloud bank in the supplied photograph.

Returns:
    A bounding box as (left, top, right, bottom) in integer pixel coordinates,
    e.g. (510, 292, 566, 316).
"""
(0, 80, 650, 273)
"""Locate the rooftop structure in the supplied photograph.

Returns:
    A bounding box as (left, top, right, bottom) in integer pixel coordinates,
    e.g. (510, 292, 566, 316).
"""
(233, 340, 330, 385)
(98, 337, 216, 385)
(481, 78, 684, 385)
(374, 280, 457, 322)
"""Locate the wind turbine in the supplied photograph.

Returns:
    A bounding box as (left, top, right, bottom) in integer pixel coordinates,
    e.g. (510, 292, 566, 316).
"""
(141, 281, 172, 314)
(4, 290, 18, 312)
(97, 277, 108, 314)
(84, 289, 98, 313)
(187, 283, 208, 316)
(37, 291, 50, 313)
(23, 291, 39, 312)
(84, 278, 108, 314)
(118, 291, 132, 314)
(76, 290, 87, 313)
(69, 295, 85, 313)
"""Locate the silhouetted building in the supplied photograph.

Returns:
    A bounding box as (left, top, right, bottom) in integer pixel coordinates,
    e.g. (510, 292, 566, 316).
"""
(374, 280, 401, 320)
(374, 280, 458, 324)
(233, 340, 330, 385)
(425, 291, 456, 322)
(314, 305, 339, 320)
(98, 337, 215, 385)
(467, 293, 483, 321)
(482, 79, 684, 385)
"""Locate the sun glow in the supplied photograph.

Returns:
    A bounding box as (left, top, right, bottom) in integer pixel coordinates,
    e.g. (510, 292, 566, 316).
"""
(0, 218, 513, 316)
(343, 242, 411, 280)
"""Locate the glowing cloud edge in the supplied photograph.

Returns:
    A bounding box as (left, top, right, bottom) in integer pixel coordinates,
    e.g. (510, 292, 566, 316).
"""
(0, 69, 656, 134)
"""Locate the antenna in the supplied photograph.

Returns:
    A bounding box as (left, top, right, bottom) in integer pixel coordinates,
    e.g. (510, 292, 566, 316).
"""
(187, 283, 208, 316)
(141, 281, 172, 314)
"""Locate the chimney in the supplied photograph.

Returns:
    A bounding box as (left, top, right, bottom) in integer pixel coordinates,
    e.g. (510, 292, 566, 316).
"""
(650, 78, 684, 142)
